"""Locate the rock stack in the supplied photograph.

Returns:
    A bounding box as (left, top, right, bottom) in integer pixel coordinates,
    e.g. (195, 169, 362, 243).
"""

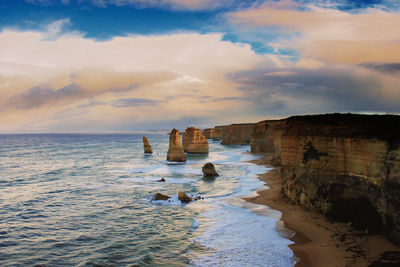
(202, 162, 219, 176)
(143, 136, 153, 154)
(182, 127, 209, 154)
(166, 129, 186, 162)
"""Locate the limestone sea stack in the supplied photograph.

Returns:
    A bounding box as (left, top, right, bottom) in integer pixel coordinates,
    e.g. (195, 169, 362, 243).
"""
(166, 128, 186, 162)
(202, 162, 219, 176)
(143, 136, 153, 154)
(182, 127, 209, 154)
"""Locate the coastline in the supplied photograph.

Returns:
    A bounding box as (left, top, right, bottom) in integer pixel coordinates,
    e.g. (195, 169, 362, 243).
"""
(244, 153, 400, 267)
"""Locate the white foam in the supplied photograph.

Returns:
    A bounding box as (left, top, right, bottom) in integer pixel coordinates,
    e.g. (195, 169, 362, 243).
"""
(191, 204, 294, 267)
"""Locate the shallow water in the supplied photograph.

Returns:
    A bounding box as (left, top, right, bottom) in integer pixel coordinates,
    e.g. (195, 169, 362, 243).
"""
(0, 133, 294, 266)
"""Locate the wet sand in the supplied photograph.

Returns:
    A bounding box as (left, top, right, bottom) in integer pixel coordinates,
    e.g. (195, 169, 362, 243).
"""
(244, 153, 400, 267)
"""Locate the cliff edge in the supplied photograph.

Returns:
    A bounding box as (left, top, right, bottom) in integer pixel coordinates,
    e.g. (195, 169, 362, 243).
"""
(251, 113, 400, 244)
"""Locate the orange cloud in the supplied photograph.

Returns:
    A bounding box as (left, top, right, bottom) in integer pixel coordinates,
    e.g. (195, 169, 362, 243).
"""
(230, 4, 400, 64)
(0, 28, 264, 132)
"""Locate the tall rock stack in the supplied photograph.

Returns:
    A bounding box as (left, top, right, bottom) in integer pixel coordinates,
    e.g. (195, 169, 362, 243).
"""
(182, 127, 209, 154)
(167, 129, 186, 162)
(143, 136, 153, 154)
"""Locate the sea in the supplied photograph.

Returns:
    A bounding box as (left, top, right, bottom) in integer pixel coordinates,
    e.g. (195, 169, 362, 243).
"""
(0, 133, 295, 266)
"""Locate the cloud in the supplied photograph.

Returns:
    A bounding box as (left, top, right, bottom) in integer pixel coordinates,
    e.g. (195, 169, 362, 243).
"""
(228, 2, 400, 64)
(360, 63, 400, 73)
(0, 28, 259, 79)
(0, 25, 264, 132)
(9, 84, 86, 109)
(88, 0, 250, 10)
(230, 65, 400, 115)
(112, 97, 161, 108)
(263, 71, 298, 77)
(77, 100, 107, 109)
(43, 18, 70, 38)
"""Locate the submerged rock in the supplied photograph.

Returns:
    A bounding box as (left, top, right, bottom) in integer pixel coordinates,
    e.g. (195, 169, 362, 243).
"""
(202, 162, 219, 177)
(178, 191, 192, 203)
(193, 195, 203, 201)
(182, 127, 209, 154)
(167, 129, 186, 162)
(143, 136, 153, 154)
(152, 193, 170, 201)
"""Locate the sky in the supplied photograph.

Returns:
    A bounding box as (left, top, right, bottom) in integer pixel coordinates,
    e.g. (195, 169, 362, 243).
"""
(0, 0, 399, 133)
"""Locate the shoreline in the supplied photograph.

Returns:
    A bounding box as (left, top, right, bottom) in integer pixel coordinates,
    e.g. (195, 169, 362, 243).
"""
(244, 153, 400, 267)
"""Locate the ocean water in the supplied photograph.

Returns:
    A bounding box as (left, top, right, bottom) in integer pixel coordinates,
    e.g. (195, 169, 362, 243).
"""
(0, 133, 294, 266)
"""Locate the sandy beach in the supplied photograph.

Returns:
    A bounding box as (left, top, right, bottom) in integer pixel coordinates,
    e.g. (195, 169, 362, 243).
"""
(244, 153, 400, 267)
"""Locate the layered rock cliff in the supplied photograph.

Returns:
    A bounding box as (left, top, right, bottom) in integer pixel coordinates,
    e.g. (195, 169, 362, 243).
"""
(209, 123, 255, 145)
(167, 128, 186, 162)
(250, 114, 400, 244)
(221, 123, 255, 145)
(212, 126, 224, 141)
(202, 128, 214, 139)
(182, 127, 209, 154)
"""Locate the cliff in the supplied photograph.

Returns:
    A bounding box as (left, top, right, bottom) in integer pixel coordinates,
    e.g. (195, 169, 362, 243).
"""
(250, 114, 400, 244)
(202, 128, 214, 139)
(182, 127, 209, 154)
(251, 120, 287, 165)
(212, 126, 224, 141)
(221, 123, 255, 145)
(209, 123, 255, 145)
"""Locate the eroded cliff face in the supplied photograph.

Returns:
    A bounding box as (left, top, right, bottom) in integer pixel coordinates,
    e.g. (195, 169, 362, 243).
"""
(221, 123, 255, 145)
(202, 128, 214, 139)
(251, 120, 286, 165)
(250, 114, 400, 244)
(212, 126, 224, 141)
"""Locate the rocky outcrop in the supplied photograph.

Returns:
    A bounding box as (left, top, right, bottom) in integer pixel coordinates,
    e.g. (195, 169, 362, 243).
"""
(178, 191, 192, 203)
(212, 126, 224, 141)
(209, 123, 256, 144)
(221, 123, 255, 145)
(143, 136, 153, 154)
(182, 127, 209, 154)
(202, 162, 219, 176)
(250, 114, 400, 244)
(167, 129, 186, 162)
(369, 251, 400, 266)
(251, 120, 287, 165)
(152, 193, 170, 201)
(203, 128, 214, 139)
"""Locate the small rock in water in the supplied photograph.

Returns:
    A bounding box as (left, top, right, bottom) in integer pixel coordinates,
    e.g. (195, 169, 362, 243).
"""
(178, 191, 192, 203)
(193, 195, 203, 201)
(152, 193, 170, 201)
(202, 162, 219, 176)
